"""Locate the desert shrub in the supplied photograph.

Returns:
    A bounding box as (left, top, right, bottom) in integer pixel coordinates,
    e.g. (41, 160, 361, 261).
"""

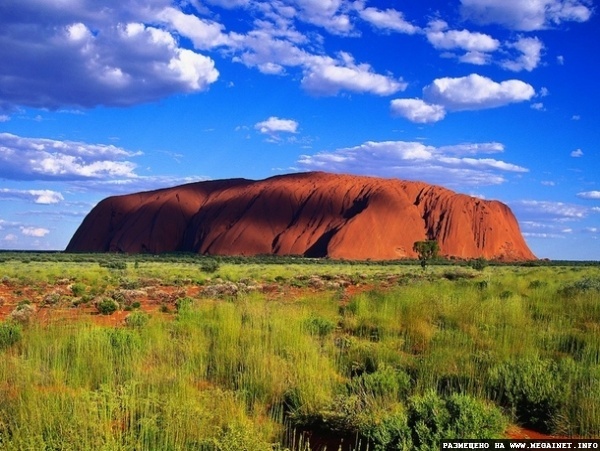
(95, 298, 119, 315)
(487, 357, 565, 433)
(475, 280, 488, 290)
(42, 292, 61, 306)
(214, 423, 273, 451)
(408, 391, 506, 450)
(359, 410, 412, 451)
(200, 259, 220, 273)
(118, 278, 141, 290)
(70, 282, 87, 297)
(303, 316, 336, 338)
(528, 280, 547, 289)
(559, 277, 600, 297)
(442, 270, 475, 281)
(348, 366, 411, 406)
(175, 296, 194, 312)
(109, 290, 127, 304)
(124, 311, 150, 328)
(0, 321, 22, 350)
(99, 260, 127, 270)
(469, 258, 488, 271)
(9, 303, 35, 324)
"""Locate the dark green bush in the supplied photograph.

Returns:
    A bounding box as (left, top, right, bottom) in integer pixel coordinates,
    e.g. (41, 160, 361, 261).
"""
(303, 316, 336, 338)
(359, 410, 412, 451)
(559, 277, 600, 298)
(0, 321, 22, 350)
(528, 280, 547, 289)
(408, 391, 506, 450)
(125, 311, 150, 328)
(70, 282, 87, 297)
(487, 357, 565, 433)
(118, 278, 141, 290)
(99, 260, 127, 270)
(200, 259, 220, 273)
(469, 258, 488, 271)
(175, 297, 194, 312)
(95, 298, 119, 315)
(348, 366, 411, 405)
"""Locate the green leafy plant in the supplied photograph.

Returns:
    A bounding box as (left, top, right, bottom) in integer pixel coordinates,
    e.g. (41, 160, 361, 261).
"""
(488, 357, 566, 433)
(200, 259, 220, 273)
(95, 298, 119, 315)
(124, 311, 150, 328)
(408, 391, 506, 450)
(71, 282, 87, 297)
(469, 257, 488, 271)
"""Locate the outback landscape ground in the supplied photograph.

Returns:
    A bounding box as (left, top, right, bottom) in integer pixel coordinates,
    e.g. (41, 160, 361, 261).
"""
(0, 253, 599, 450)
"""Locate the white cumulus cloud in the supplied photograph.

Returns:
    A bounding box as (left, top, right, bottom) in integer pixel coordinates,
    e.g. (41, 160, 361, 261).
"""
(423, 73, 535, 111)
(255, 116, 299, 134)
(20, 226, 50, 237)
(571, 149, 584, 157)
(0, 189, 64, 204)
(392, 74, 535, 123)
(0, 0, 220, 109)
(301, 52, 406, 96)
(461, 0, 592, 31)
(577, 191, 600, 199)
(511, 200, 589, 221)
(0, 133, 140, 181)
(426, 21, 500, 52)
(359, 6, 420, 34)
(158, 7, 232, 50)
(390, 99, 446, 124)
(297, 140, 527, 187)
(501, 37, 544, 72)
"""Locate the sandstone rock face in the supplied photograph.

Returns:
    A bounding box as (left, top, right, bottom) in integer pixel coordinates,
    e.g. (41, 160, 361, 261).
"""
(66, 172, 536, 261)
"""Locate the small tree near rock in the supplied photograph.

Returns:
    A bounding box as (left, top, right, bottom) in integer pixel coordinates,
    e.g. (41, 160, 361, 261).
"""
(413, 240, 439, 269)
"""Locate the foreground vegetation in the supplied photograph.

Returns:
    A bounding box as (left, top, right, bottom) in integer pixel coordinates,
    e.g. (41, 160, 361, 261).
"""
(0, 254, 599, 449)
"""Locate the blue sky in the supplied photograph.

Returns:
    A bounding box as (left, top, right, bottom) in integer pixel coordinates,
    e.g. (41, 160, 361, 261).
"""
(0, 0, 598, 260)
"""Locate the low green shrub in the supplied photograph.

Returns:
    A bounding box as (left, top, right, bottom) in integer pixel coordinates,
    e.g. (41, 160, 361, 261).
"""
(0, 321, 22, 350)
(99, 260, 127, 270)
(118, 278, 141, 290)
(348, 366, 411, 406)
(469, 258, 488, 271)
(408, 391, 506, 450)
(175, 296, 194, 312)
(125, 311, 150, 328)
(70, 282, 87, 297)
(359, 410, 412, 451)
(487, 357, 565, 433)
(303, 316, 336, 338)
(95, 298, 119, 315)
(200, 259, 220, 273)
(528, 280, 547, 289)
(559, 277, 600, 297)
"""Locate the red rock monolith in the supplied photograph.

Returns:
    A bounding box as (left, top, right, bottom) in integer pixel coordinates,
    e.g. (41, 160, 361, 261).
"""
(66, 172, 536, 261)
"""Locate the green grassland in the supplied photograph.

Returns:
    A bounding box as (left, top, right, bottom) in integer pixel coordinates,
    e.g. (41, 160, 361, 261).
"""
(0, 254, 599, 450)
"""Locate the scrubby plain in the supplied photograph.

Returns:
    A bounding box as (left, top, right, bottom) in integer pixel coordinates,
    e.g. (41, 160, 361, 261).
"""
(0, 254, 599, 450)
